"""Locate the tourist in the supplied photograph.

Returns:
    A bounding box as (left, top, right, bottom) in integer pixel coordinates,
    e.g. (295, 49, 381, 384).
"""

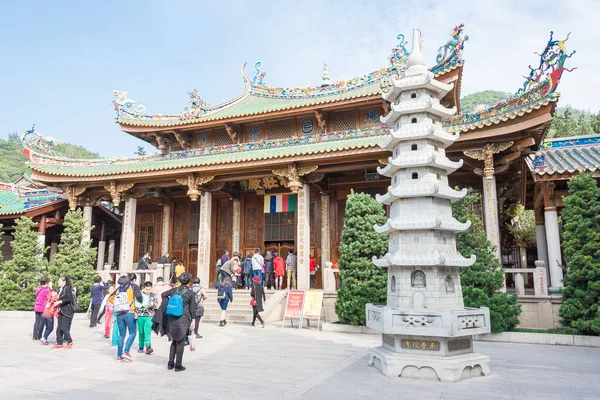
(40, 281, 57, 345)
(251, 248, 264, 283)
(157, 252, 169, 265)
(264, 250, 274, 289)
(135, 281, 158, 355)
(174, 261, 186, 283)
(220, 250, 230, 265)
(154, 276, 170, 306)
(219, 255, 240, 284)
(169, 257, 177, 285)
(33, 276, 51, 340)
(138, 252, 152, 283)
(192, 277, 207, 338)
(89, 276, 108, 327)
(243, 252, 253, 289)
(273, 252, 285, 290)
(250, 275, 266, 328)
(286, 250, 297, 290)
(154, 272, 196, 372)
(100, 279, 115, 339)
(108, 275, 143, 361)
(214, 258, 222, 288)
(309, 256, 319, 289)
(217, 277, 233, 327)
(51, 276, 75, 349)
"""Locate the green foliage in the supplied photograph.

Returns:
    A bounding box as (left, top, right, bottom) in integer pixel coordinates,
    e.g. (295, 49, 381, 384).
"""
(453, 189, 521, 332)
(506, 204, 537, 248)
(335, 192, 388, 325)
(460, 90, 511, 114)
(0, 133, 98, 182)
(559, 173, 600, 335)
(49, 210, 97, 309)
(134, 146, 147, 156)
(0, 217, 46, 310)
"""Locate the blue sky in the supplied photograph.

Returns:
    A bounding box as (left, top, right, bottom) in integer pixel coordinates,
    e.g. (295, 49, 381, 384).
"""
(0, 0, 596, 157)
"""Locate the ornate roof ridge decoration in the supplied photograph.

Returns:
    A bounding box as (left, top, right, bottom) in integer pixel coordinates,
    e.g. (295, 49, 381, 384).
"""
(0, 179, 64, 215)
(527, 135, 600, 176)
(541, 134, 600, 149)
(114, 25, 467, 124)
(25, 125, 389, 167)
(447, 31, 575, 133)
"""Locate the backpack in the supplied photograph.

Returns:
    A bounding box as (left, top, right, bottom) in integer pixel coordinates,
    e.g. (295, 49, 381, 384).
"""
(113, 285, 132, 314)
(71, 287, 79, 312)
(166, 288, 188, 317)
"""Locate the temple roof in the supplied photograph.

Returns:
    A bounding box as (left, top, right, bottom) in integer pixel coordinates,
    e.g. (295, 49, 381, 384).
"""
(526, 134, 600, 178)
(0, 182, 64, 217)
(26, 126, 389, 178)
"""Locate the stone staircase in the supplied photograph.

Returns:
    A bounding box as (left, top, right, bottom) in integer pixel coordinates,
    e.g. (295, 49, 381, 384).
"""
(201, 288, 277, 324)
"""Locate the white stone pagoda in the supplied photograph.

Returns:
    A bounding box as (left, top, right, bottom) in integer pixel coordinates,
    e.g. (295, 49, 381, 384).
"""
(366, 30, 492, 383)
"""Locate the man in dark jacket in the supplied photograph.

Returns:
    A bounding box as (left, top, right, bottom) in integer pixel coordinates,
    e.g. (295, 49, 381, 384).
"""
(137, 253, 151, 283)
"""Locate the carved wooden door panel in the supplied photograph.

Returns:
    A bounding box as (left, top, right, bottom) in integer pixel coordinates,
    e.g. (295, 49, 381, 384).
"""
(134, 209, 162, 263)
(212, 197, 232, 284)
(170, 199, 190, 267)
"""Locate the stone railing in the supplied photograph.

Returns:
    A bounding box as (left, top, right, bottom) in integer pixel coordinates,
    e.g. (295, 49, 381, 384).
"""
(503, 260, 548, 296)
(99, 263, 171, 284)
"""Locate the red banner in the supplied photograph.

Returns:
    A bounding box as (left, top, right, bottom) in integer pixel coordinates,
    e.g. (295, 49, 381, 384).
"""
(284, 290, 305, 319)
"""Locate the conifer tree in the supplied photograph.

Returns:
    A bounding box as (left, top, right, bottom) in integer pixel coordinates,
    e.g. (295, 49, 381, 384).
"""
(590, 112, 600, 134)
(0, 217, 45, 310)
(559, 173, 600, 335)
(49, 209, 97, 309)
(452, 189, 521, 332)
(577, 113, 592, 136)
(335, 192, 388, 325)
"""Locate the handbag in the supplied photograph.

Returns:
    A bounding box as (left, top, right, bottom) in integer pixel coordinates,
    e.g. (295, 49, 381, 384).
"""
(250, 283, 257, 306)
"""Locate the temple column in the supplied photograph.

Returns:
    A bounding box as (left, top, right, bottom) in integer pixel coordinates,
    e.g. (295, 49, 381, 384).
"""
(119, 197, 137, 269)
(296, 184, 311, 289)
(83, 205, 93, 243)
(49, 241, 58, 262)
(96, 222, 106, 271)
(161, 205, 170, 256)
(232, 199, 241, 254)
(534, 207, 550, 281)
(107, 239, 116, 265)
(320, 193, 331, 281)
(543, 182, 562, 291)
(197, 192, 212, 287)
(37, 216, 47, 252)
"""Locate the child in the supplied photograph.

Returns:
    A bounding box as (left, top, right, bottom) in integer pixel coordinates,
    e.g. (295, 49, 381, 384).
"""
(135, 281, 158, 355)
(154, 277, 169, 307)
(100, 280, 115, 338)
(90, 276, 108, 327)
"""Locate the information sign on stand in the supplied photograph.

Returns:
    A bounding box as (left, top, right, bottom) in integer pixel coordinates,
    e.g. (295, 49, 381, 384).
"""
(282, 290, 305, 328)
(302, 290, 324, 330)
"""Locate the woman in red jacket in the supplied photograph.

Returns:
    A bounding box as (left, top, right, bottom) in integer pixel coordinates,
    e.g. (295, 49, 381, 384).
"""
(273, 252, 285, 290)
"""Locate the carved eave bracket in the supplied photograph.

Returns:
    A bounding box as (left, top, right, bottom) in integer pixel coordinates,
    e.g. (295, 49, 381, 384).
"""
(315, 110, 327, 133)
(103, 182, 135, 207)
(272, 164, 318, 193)
(61, 185, 87, 210)
(176, 174, 214, 201)
(151, 133, 170, 154)
(464, 141, 514, 179)
(171, 131, 191, 150)
(224, 123, 240, 143)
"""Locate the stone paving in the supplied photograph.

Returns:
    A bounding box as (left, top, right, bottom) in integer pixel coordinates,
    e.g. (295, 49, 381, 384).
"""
(0, 312, 598, 399)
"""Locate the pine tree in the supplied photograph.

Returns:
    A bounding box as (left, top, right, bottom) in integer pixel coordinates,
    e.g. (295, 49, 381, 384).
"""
(452, 189, 521, 332)
(0, 217, 46, 310)
(559, 173, 600, 335)
(590, 112, 600, 134)
(577, 113, 592, 136)
(49, 209, 97, 309)
(335, 192, 388, 325)
(135, 146, 147, 156)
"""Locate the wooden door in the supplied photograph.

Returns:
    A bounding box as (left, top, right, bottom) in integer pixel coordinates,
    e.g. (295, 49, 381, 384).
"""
(170, 199, 190, 267)
(211, 196, 232, 285)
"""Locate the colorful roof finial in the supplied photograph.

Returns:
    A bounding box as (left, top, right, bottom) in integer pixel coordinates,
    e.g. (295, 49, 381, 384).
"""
(431, 24, 468, 75)
(21, 126, 57, 158)
(112, 90, 147, 119)
(180, 89, 210, 120)
(253, 61, 266, 86)
(516, 31, 576, 96)
(389, 33, 409, 73)
(321, 63, 331, 86)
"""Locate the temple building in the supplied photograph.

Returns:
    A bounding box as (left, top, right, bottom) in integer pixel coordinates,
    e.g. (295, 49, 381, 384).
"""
(20, 25, 576, 295)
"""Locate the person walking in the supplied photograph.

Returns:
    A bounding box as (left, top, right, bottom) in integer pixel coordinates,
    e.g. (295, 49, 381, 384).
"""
(309, 256, 319, 289)
(243, 252, 253, 289)
(264, 250, 274, 289)
(51, 276, 75, 349)
(100, 280, 115, 339)
(90, 276, 108, 327)
(154, 276, 170, 306)
(191, 278, 207, 339)
(135, 281, 158, 355)
(154, 272, 196, 372)
(251, 248, 264, 283)
(137, 252, 151, 284)
(250, 276, 266, 328)
(40, 282, 58, 345)
(219, 255, 240, 285)
(286, 250, 297, 290)
(217, 277, 233, 327)
(273, 252, 285, 290)
(174, 261, 186, 281)
(33, 276, 51, 340)
(108, 275, 143, 361)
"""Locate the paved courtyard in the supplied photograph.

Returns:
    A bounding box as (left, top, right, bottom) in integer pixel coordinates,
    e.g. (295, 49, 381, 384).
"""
(0, 312, 598, 399)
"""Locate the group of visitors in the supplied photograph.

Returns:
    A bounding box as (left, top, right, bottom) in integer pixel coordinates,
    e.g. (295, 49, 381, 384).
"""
(33, 275, 77, 348)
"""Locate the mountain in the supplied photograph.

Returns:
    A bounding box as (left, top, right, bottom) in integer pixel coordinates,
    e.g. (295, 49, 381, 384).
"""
(460, 90, 511, 114)
(0, 133, 99, 183)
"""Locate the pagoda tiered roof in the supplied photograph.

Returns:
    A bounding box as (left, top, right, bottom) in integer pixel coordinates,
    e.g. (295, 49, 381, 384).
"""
(378, 152, 463, 176)
(374, 215, 471, 234)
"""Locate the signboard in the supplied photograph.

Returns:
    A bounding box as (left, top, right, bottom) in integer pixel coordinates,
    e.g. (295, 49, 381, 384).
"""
(302, 290, 324, 330)
(400, 339, 440, 351)
(282, 290, 305, 328)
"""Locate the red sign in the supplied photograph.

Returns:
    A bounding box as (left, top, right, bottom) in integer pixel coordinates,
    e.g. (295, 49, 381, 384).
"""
(284, 290, 305, 319)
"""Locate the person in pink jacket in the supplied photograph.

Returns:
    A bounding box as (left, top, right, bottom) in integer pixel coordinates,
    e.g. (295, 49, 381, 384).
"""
(33, 277, 51, 341)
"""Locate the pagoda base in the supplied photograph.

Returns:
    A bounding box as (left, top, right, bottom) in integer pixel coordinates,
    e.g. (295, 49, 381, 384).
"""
(368, 345, 491, 383)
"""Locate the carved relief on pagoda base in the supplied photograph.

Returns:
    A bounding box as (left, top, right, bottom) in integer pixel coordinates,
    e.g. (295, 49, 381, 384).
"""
(176, 174, 214, 201)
